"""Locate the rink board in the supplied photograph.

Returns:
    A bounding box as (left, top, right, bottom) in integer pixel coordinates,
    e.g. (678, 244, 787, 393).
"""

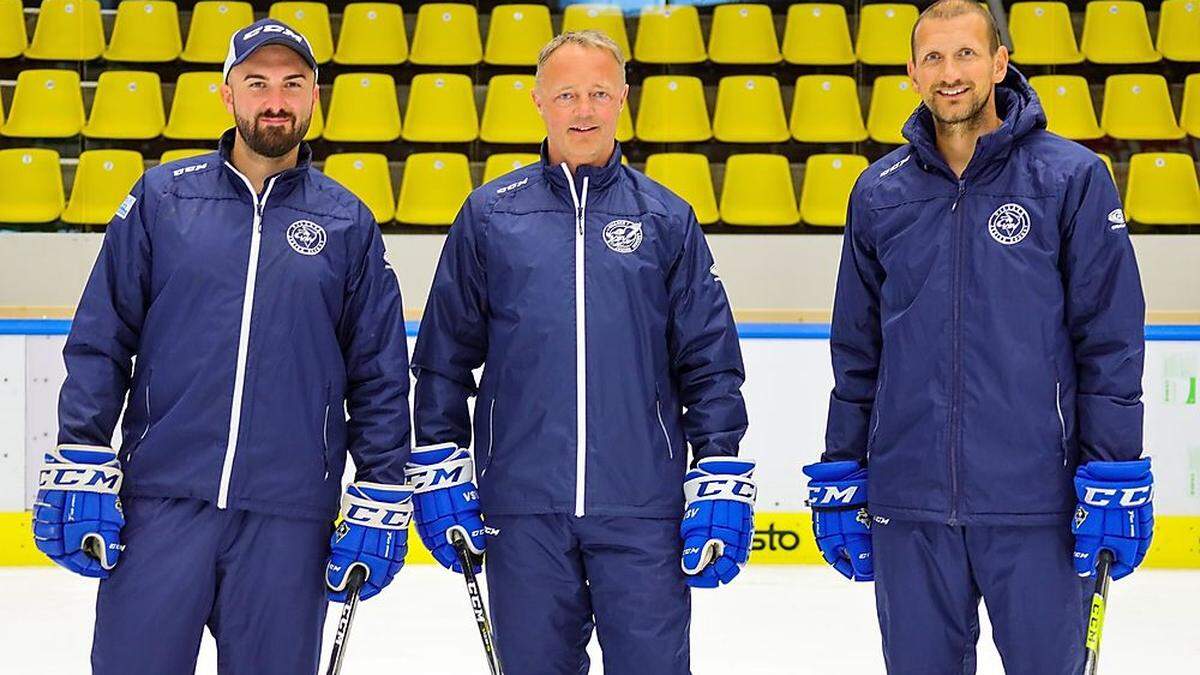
(2, 321, 1198, 568)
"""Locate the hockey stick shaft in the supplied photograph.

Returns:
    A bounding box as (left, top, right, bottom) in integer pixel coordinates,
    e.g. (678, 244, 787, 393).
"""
(326, 567, 367, 675)
(451, 531, 504, 675)
(1083, 550, 1115, 675)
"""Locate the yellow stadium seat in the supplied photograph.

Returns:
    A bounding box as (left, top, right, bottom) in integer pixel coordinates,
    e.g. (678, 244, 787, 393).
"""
(1029, 75, 1103, 140)
(867, 75, 920, 144)
(1081, 1, 1159, 64)
(322, 153, 395, 223)
(2, 69, 84, 138)
(800, 154, 868, 227)
(410, 3, 482, 66)
(634, 4, 705, 64)
(181, 2, 255, 64)
(163, 71, 235, 140)
(1158, 0, 1200, 62)
(396, 153, 473, 225)
(1124, 153, 1200, 224)
(781, 3, 854, 65)
(303, 98, 323, 141)
(713, 76, 788, 143)
(561, 4, 630, 61)
(1182, 73, 1200, 138)
(323, 73, 402, 142)
(480, 75, 543, 144)
(1008, 2, 1083, 65)
(1096, 153, 1115, 181)
(708, 4, 781, 64)
(720, 154, 799, 226)
(104, 1, 182, 62)
(268, 2, 334, 63)
(1101, 74, 1184, 140)
(644, 153, 718, 225)
(25, 0, 104, 61)
(62, 150, 145, 225)
(0, 148, 64, 223)
(856, 4, 918, 66)
(0, 0, 29, 59)
(483, 153, 539, 184)
(334, 3, 408, 65)
(485, 4, 553, 66)
(83, 71, 165, 140)
(160, 148, 211, 164)
(636, 76, 710, 143)
(616, 104, 633, 143)
(790, 75, 868, 143)
(402, 73, 479, 143)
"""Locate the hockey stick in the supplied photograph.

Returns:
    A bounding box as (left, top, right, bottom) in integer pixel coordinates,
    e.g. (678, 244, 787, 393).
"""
(1083, 550, 1116, 675)
(326, 567, 367, 675)
(450, 529, 504, 675)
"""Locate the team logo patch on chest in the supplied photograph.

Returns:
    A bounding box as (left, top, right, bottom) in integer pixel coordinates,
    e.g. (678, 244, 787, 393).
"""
(987, 203, 1031, 245)
(602, 219, 643, 254)
(286, 220, 326, 256)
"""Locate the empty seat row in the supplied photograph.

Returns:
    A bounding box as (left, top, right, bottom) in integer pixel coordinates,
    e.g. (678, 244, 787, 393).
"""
(6, 148, 1198, 228)
(1011, 1, 1200, 65)
(8, 68, 1200, 146)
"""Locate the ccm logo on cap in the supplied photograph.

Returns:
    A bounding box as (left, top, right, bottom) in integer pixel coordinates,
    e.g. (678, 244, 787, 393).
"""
(243, 24, 305, 45)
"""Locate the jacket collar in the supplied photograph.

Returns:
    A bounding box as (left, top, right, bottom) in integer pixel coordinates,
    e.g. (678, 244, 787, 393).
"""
(540, 139, 624, 199)
(902, 65, 1046, 181)
(217, 127, 313, 199)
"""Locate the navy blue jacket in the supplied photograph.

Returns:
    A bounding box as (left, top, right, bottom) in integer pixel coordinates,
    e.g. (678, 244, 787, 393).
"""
(825, 67, 1145, 526)
(412, 142, 748, 518)
(58, 129, 411, 522)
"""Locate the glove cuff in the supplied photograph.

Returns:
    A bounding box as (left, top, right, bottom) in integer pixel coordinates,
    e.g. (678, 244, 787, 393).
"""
(405, 447, 474, 494)
(684, 457, 757, 506)
(340, 482, 414, 530)
(40, 445, 123, 494)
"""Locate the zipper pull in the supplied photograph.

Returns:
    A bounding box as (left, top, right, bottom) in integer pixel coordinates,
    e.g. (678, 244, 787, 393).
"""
(951, 180, 966, 212)
(577, 206, 583, 236)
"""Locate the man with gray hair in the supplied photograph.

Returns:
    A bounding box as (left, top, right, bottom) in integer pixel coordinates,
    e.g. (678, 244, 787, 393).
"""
(407, 30, 754, 673)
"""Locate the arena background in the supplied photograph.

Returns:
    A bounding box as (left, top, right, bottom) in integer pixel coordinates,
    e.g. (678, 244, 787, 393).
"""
(0, 0, 1197, 573)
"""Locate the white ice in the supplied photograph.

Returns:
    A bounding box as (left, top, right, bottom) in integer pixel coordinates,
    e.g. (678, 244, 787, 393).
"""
(2, 565, 1196, 673)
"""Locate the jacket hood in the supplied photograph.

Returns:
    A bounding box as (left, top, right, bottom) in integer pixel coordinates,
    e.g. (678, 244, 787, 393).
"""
(903, 65, 1046, 177)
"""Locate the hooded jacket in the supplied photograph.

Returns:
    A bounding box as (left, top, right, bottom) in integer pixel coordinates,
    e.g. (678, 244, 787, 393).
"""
(58, 129, 411, 522)
(824, 67, 1145, 526)
(412, 142, 748, 518)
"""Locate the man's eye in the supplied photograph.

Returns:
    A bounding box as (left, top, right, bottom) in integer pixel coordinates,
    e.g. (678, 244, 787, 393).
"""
(592, 91, 610, 100)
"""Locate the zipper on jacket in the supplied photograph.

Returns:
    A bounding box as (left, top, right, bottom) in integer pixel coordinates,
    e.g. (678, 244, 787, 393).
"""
(561, 164, 590, 517)
(1055, 380, 1067, 467)
(655, 396, 674, 460)
(868, 364, 886, 450)
(139, 371, 152, 441)
(217, 163, 279, 510)
(481, 398, 496, 478)
(948, 178, 966, 525)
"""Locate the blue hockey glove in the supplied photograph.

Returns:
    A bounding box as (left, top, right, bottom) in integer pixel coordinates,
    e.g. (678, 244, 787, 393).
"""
(681, 457, 756, 589)
(326, 482, 413, 602)
(803, 460, 872, 582)
(32, 445, 126, 578)
(1072, 459, 1153, 581)
(405, 443, 485, 574)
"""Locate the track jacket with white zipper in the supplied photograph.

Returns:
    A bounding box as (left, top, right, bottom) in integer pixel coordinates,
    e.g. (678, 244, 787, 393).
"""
(412, 142, 748, 518)
(57, 129, 412, 522)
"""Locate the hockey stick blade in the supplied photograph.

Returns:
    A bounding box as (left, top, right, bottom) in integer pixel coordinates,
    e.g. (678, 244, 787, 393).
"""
(450, 529, 504, 675)
(1083, 550, 1115, 675)
(326, 566, 367, 675)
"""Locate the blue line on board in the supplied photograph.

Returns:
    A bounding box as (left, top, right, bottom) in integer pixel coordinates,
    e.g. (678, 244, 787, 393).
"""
(0, 319, 1196, 341)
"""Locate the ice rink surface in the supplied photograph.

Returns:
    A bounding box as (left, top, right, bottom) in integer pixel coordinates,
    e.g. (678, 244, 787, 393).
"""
(2, 565, 1196, 673)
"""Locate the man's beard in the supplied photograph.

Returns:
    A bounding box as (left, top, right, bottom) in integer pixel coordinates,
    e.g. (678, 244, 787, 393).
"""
(236, 109, 310, 158)
(930, 85, 993, 133)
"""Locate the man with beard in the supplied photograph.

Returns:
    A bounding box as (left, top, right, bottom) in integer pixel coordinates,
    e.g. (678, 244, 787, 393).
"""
(33, 19, 413, 674)
(802, 1, 1153, 673)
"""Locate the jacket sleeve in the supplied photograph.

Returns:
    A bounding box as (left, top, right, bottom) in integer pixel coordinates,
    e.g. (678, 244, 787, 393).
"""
(823, 181, 885, 465)
(1061, 159, 1146, 463)
(667, 210, 748, 462)
(338, 202, 413, 485)
(58, 178, 155, 449)
(411, 197, 489, 449)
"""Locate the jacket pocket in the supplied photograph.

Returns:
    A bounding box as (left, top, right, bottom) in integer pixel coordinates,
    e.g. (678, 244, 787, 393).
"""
(321, 383, 333, 480)
(125, 366, 154, 464)
(867, 362, 888, 452)
(655, 384, 675, 461)
(1054, 379, 1068, 467)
